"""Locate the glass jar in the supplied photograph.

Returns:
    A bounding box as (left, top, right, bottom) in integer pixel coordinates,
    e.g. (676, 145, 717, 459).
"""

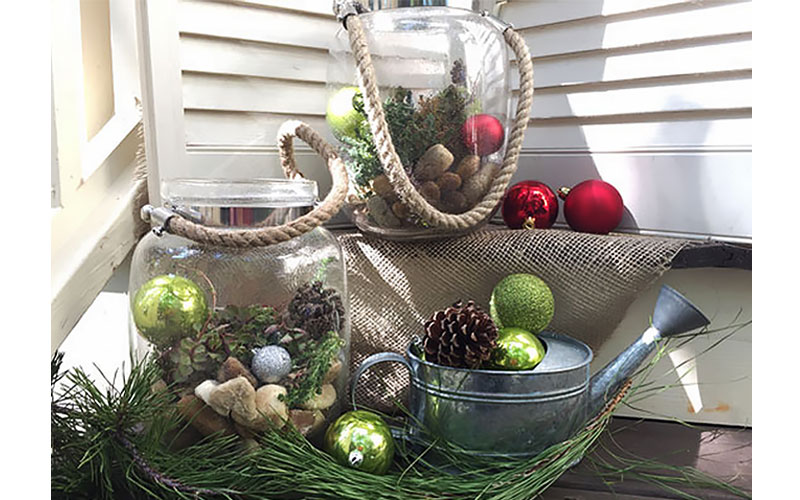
(129, 179, 349, 443)
(327, 2, 515, 238)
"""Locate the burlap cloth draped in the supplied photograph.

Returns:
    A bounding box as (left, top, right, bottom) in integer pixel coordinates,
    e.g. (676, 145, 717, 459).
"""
(338, 226, 691, 412)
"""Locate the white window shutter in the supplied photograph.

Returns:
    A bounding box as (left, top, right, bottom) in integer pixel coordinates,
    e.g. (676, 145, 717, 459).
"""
(502, 0, 752, 242)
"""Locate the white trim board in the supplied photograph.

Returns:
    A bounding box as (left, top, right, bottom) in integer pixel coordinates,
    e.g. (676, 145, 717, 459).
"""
(51, 130, 144, 355)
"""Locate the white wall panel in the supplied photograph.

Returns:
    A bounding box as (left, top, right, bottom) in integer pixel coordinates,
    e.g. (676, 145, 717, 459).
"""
(514, 39, 751, 89)
(184, 110, 332, 148)
(526, 116, 751, 152)
(186, 110, 751, 153)
(177, 0, 336, 49)
(182, 72, 327, 114)
(502, 0, 702, 27)
(180, 35, 329, 82)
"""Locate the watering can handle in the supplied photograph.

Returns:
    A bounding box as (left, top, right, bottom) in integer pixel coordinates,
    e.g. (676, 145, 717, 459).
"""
(350, 352, 413, 411)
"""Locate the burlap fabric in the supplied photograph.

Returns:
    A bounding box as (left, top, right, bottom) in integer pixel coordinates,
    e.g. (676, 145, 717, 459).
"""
(338, 226, 691, 412)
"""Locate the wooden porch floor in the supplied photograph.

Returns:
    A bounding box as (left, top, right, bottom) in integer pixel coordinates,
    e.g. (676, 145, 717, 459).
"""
(542, 417, 752, 499)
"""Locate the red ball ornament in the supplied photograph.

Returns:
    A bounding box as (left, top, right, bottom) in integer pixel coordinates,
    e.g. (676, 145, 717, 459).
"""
(502, 181, 559, 229)
(461, 114, 505, 156)
(558, 180, 624, 234)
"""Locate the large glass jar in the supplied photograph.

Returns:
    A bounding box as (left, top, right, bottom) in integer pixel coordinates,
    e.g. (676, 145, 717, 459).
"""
(327, 2, 515, 239)
(129, 179, 349, 444)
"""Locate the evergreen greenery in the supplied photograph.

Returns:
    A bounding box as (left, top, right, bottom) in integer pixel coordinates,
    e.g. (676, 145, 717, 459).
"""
(52, 320, 751, 500)
(159, 305, 277, 385)
(342, 85, 469, 190)
(282, 330, 344, 407)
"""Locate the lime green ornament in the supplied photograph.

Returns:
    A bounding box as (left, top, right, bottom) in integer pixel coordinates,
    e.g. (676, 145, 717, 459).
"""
(132, 274, 208, 348)
(326, 86, 365, 139)
(489, 273, 555, 334)
(323, 410, 395, 475)
(489, 327, 546, 370)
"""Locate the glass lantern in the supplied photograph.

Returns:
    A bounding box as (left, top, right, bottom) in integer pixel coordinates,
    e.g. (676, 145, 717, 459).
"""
(327, 0, 513, 238)
(128, 179, 349, 443)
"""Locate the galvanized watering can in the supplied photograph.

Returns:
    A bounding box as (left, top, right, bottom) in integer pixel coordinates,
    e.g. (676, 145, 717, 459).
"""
(352, 285, 710, 457)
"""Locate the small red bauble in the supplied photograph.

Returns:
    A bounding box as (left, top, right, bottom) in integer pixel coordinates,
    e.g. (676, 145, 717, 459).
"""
(502, 181, 559, 229)
(461, 114, 505, 156)
(558, 180, 624, 234)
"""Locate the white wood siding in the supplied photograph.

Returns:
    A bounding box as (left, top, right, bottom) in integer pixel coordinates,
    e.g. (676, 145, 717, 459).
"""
(167, 0, 751, 241)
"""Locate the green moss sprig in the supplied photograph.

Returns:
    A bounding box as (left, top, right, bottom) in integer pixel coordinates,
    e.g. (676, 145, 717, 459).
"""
(342, 78, 470, 189)
(282, 330, 344, 407)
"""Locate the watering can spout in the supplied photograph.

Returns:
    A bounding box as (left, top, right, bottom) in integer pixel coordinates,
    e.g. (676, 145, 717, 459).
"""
(587, 285, 710, 418)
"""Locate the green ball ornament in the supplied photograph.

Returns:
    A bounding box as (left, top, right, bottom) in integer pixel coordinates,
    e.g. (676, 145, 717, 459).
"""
(326, 86, 365, 139)
(323, 410, 395, 475)
(490, 327, 546, 370)
(490, 273, 555, 334)
(132, 274, 208, 348)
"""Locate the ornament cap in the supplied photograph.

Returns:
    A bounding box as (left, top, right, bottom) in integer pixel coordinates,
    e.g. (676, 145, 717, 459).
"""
(557, 186, 571, 200)
(522, 216, 536, 230)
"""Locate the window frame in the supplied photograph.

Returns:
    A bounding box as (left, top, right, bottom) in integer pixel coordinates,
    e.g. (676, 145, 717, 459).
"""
(51, 0, 144, 355)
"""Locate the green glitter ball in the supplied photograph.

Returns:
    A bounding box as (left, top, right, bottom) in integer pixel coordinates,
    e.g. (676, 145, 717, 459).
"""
(489, 327, 546, 371)
(323, 410, 395, 475)
(132, 274, 208, 348)
(490, 273, 555, 334)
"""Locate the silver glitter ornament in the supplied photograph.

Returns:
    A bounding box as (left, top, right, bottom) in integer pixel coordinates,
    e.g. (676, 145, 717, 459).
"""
(251, 345, 292, 383)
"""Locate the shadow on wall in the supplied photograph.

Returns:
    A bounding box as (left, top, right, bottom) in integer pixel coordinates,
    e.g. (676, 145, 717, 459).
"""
(508, 0, 627, 230)
(628, 97, 711, 235)
(508, 3, 715, 236)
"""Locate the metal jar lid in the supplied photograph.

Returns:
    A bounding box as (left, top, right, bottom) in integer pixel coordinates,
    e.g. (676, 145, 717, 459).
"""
(156, 178, 318, 228)
(334, 0, 499, 18)
(368, 0, 498, 11)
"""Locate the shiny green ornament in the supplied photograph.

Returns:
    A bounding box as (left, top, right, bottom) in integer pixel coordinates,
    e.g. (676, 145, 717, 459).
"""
(326, 86, 365, 140)
(323, 410, 395, 475)
(489, 327, 546, 370)
(132, 274, 208, 348)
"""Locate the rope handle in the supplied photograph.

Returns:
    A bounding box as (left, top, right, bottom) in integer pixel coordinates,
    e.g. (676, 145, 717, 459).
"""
(154, 121, 349, 248)
(343, 12, 535, 231)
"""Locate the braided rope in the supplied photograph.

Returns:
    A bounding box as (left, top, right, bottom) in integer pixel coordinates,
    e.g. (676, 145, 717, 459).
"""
(164, 121, 349, 248)
(344, 13, 535, 230)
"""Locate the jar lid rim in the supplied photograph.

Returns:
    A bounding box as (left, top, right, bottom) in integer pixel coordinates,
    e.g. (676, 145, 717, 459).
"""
(163, 178, 319, 207)
(364, 1, 499, 13)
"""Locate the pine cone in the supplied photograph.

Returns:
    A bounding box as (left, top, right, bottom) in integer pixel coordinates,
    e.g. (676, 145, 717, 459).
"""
(285, 281, 345, 339)
(422, 300, 498, 369)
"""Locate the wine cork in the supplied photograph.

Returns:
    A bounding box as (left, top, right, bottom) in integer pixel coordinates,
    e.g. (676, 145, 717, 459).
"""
(461, 162, 500, 208)
(437, 172, 462, 191)
(440, 190, 469, 214)
(414, 144, 454, 181)
(455, 155, 480, 180)
(419, 181, 441, 203)
(371, 174, 394, 199)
